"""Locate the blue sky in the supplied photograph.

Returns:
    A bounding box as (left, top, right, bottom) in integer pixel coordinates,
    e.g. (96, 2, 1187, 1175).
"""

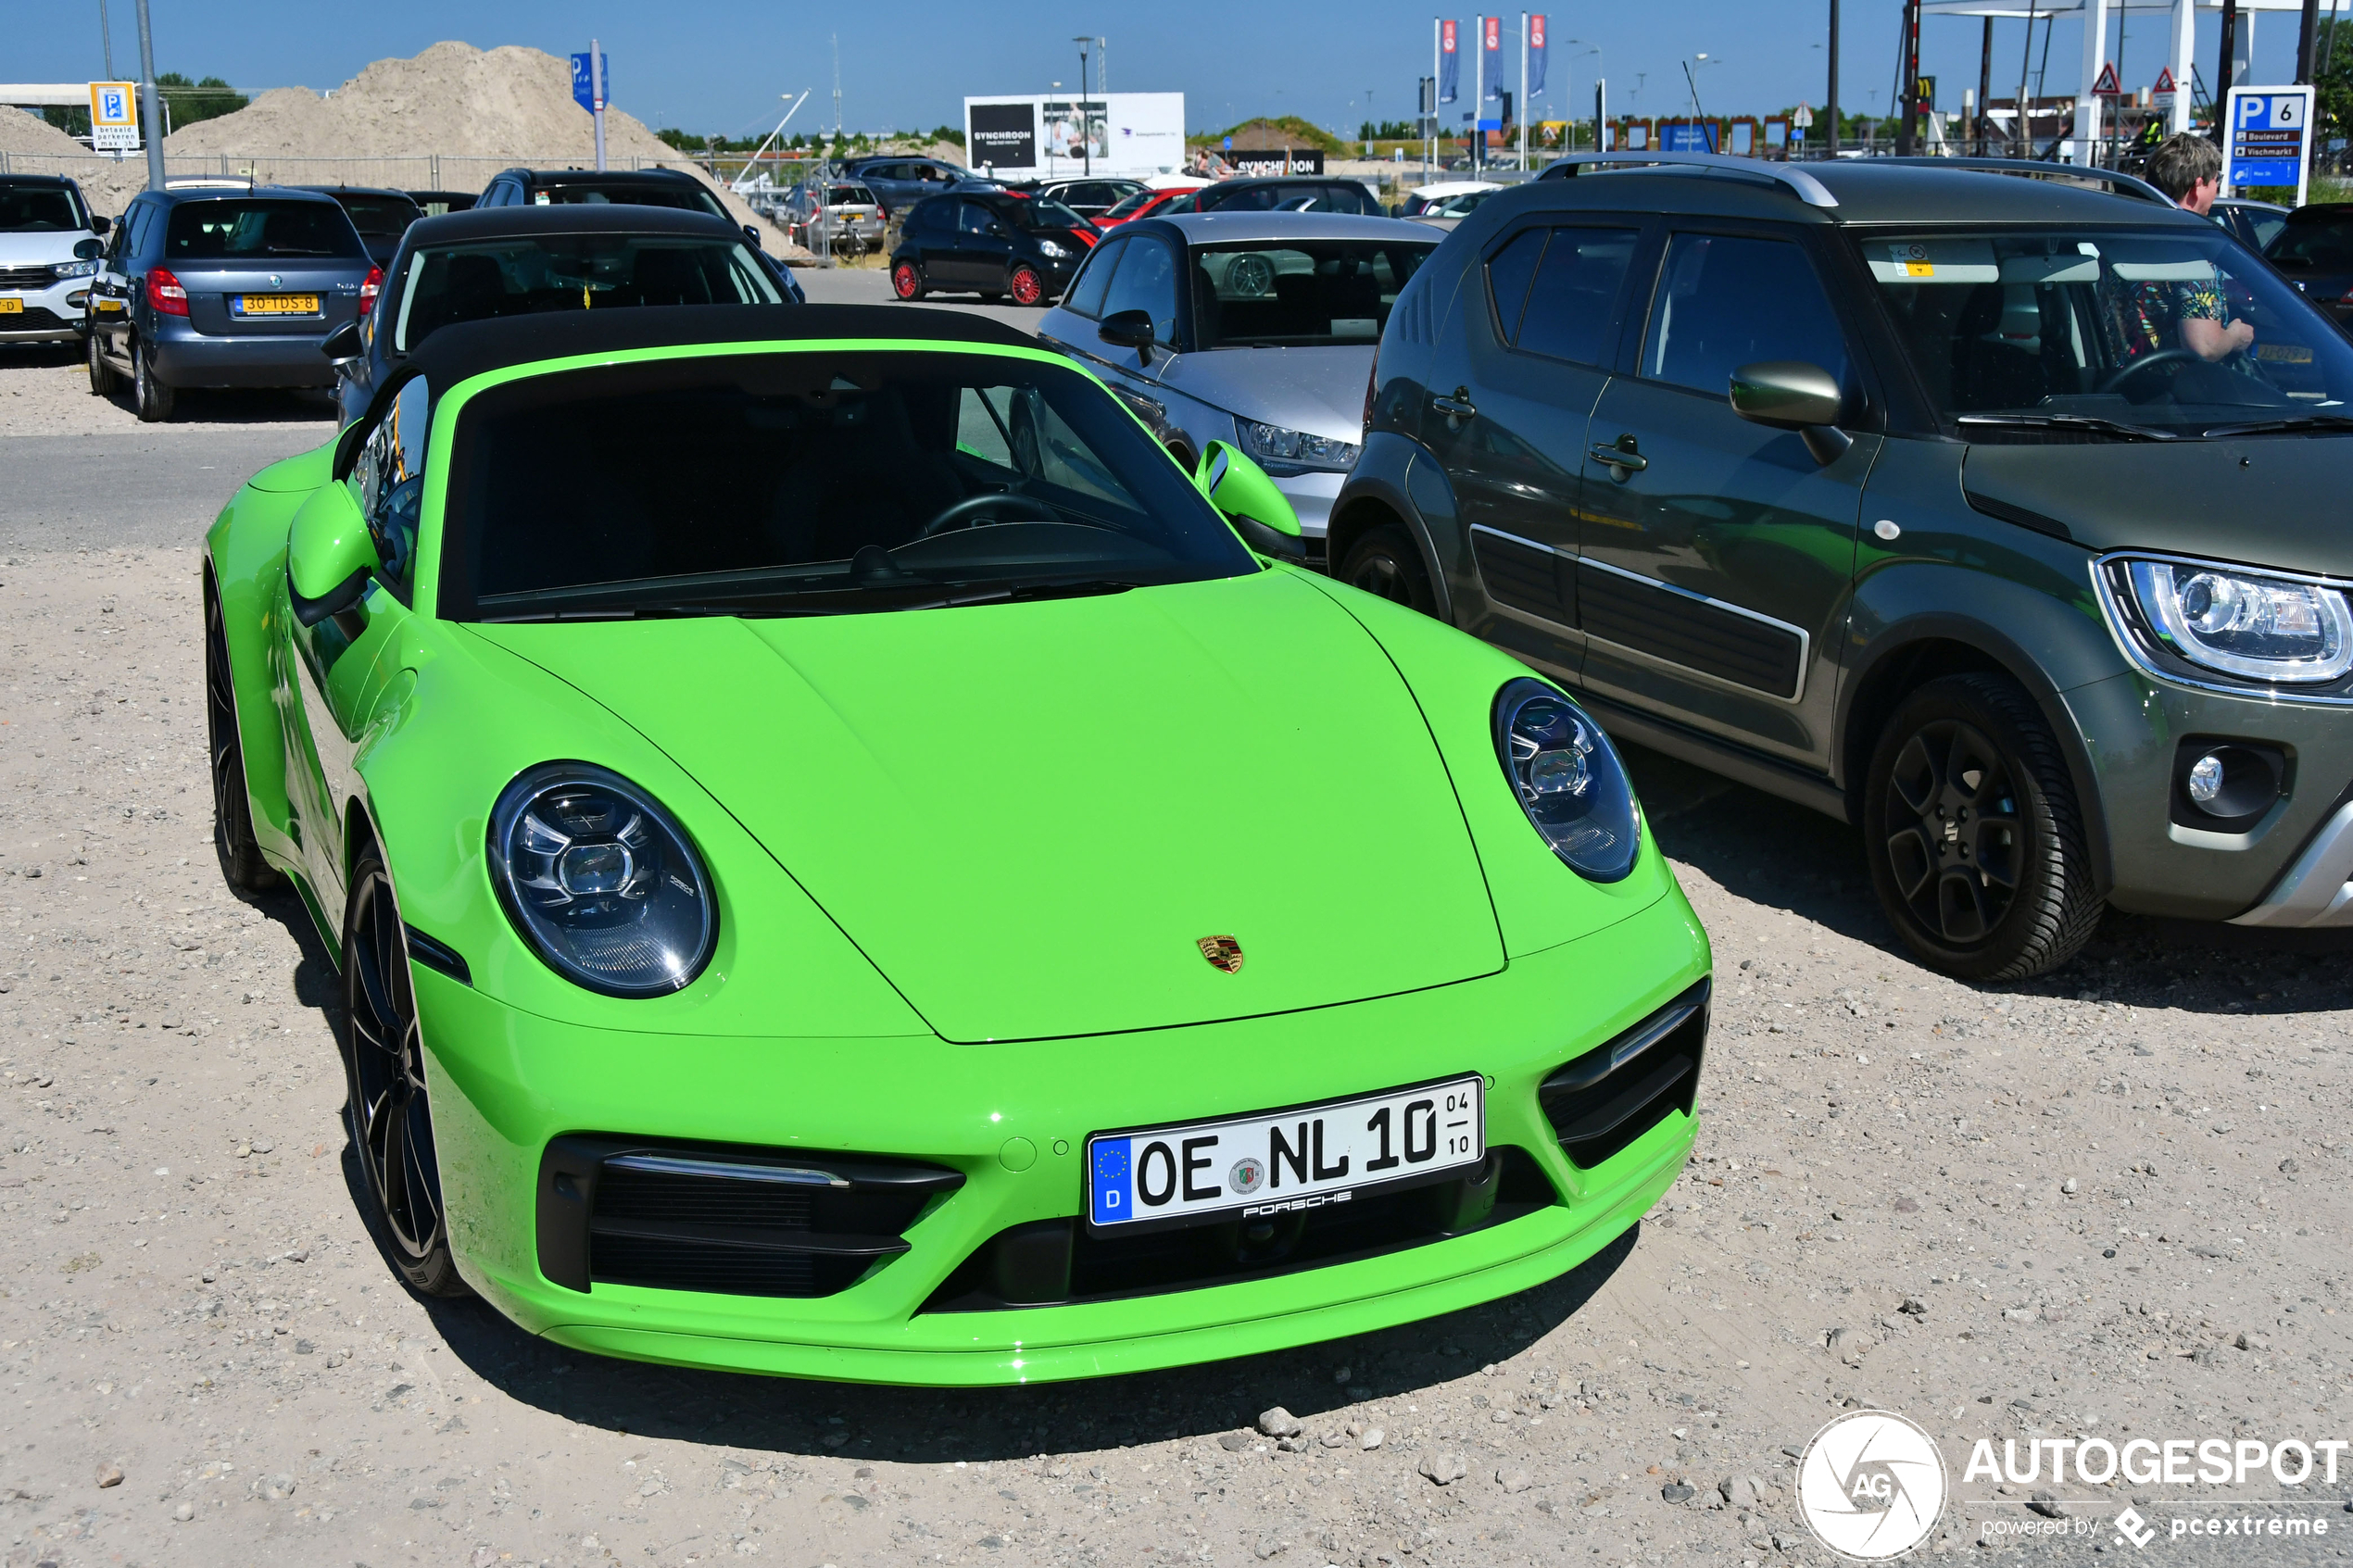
(14, 2, 2315, 139)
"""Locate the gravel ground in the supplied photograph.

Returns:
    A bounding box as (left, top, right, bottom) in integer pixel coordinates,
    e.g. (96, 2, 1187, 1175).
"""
(6, 345, 2353, 1568)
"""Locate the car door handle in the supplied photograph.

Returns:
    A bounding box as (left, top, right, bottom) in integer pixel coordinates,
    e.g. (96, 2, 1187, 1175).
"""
(1588, 438, 1648, 479)
(1430, 388, 1478, 421)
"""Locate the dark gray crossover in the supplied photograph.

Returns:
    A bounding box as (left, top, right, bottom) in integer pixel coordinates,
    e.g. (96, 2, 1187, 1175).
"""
(1332, 153, 2353, 980)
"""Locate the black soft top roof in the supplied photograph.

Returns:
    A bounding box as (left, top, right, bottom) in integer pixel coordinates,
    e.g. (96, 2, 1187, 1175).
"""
(407, 303, 1036, 392)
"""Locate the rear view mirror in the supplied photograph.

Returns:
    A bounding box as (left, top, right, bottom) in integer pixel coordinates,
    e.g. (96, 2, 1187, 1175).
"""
(1729, 360, 1853, 465)
(1099, 309, 1155, 353)
(286, 483, 381, 627)
(1197, 440, 1305, 562)
(321, 320, 363, 363)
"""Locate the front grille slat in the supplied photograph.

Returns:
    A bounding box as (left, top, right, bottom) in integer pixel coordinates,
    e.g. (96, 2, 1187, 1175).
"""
(536, 1136, 963, 1299)
(0, 267, 55, 289)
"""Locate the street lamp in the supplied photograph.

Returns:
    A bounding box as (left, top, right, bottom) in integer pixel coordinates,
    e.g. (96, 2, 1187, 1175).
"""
(1566, 40, 1603, 148)
(1073, 37, 1093, 175)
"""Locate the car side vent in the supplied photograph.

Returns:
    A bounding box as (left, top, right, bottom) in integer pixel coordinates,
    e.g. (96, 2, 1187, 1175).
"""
(536, 1135, 963, 1298)
(1539, 979, 1709, 1168)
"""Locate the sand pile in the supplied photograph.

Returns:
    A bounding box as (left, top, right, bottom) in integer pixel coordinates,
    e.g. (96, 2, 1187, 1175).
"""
(68, 43, 798, 253)
(0, 104, 100, 158)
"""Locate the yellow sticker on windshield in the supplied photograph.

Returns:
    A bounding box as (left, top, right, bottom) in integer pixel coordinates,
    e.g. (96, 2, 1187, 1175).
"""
(1905, 260, 1935, 277)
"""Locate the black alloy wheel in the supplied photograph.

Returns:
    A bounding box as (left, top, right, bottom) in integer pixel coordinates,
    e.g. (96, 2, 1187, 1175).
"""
(1863, 673, 2101, 982)
(132, 337, 173, 422)
(204, 582, 282, 893)
(85, 329, 113, 395)
(342, 847, 469, 1297)
(1338, 523, 1436, 614)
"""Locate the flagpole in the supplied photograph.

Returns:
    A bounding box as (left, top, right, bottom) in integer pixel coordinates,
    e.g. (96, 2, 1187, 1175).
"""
(1432, 17, 1440, 175)
(1476, 14, 1486, 172)
(1520, 12, 1529, 169)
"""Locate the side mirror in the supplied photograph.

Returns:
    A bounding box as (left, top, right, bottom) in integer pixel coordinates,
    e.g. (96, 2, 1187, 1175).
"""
(743, 222, 764, 250)
(73, 237, 103, 260)
(89, 214, 110, 235)
(1099, 308, 1155, 353)
(1197, 440, 1304, 562)
(1729, 359, 1854, 465)
(321, 320, 363, 363)
(286, 483, 381, 627)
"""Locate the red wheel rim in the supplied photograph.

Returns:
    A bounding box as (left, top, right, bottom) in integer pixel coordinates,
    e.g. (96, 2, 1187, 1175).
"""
(1010, 267, 1042, 306)
(892, 263, 920, 299)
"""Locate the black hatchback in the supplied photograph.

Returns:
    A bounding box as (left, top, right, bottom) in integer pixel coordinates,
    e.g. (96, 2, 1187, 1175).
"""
(2264, 202, 2353, 328)
(889, 193, 1095, 306)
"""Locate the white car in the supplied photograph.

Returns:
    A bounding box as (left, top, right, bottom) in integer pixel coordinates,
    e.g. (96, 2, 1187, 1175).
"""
(1400, 181, 1504, 229)
(0, 175, 105, 345)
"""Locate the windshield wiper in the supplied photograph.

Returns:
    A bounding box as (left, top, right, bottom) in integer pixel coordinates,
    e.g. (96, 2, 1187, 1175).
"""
(1957, 413, 2179, 442)
(2201, 414, 2353, 437)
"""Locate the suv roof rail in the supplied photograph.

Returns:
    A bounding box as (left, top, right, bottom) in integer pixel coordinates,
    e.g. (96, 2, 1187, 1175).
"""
(1869, 157, 2173, 206)
(1540, 152, 1838, 209)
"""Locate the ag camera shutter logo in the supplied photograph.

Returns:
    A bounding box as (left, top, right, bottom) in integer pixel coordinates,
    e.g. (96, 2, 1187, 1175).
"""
(1796, 1410, 1948, 1560)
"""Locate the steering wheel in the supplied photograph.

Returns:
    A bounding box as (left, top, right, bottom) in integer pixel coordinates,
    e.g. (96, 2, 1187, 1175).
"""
(915, 492, 1056, 539)
(2098, 347, 2205, 394)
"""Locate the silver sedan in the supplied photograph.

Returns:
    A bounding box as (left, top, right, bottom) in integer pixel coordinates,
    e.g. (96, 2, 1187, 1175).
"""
(1036, 211, 1440, 566)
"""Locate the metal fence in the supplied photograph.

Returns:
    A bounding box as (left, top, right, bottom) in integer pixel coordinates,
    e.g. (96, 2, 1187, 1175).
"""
(0, 151, 729, 193)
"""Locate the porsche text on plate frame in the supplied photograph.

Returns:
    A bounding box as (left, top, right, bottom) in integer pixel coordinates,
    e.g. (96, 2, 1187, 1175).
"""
(200, 303, 1711, 1386)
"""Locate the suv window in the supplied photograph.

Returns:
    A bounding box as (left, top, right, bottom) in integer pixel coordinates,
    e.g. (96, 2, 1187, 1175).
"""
(1511, 227, 1641, 365)
(1064, 238, 1123, 317)
(1101, 235, 1179, 345)
(1640, 232, 1848, 397)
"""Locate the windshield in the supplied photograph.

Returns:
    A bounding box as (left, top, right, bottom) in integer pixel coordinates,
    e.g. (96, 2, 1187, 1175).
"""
(1102, 189, 1164, 220)
(392, 236, 782, 351)
(1867, 226, 2353, 438)
(1191, 240, 1435, 348)
(991, 197, 1086, 232)
(0, 184, 88, 232)
(439, 352, 1257, 621)
(537, 183, 731, 221)
(334, 194, 420, 236)
(2267, 209, 2353, 271)
(166, 199, 363, 260)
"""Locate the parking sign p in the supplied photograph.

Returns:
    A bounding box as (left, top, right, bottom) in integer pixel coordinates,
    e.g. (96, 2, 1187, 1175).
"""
(2239, 94, 2267, 126)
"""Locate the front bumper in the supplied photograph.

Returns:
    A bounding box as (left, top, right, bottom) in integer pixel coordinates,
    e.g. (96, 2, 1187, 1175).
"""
(416, 888, 1707, 1385)
(145, 321, 338, 389)
(1273, 469, 1345, 541)
(0, 277, 87, 341)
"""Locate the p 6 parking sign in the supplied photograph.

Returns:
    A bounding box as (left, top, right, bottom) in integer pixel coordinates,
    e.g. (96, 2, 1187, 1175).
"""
(2224, 85, 2314, 206)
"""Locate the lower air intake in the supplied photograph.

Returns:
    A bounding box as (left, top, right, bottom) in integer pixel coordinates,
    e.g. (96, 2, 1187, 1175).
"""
(1539, 979, 1709, 1168)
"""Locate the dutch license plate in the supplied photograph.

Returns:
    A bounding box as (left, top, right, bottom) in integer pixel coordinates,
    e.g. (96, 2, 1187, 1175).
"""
(233, 294, 319, 317)
(0, 298, 22, 314)
(1088, 1075, 1484, 1232)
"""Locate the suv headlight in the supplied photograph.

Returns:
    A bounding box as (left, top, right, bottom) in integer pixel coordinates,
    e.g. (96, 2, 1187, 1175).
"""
(50, 259, 98, 280)
(2108, 556, 2353, 684)
(1239, 419, 1362, 473)
(1492, 678, 1642, 882)
(488, 763, 717, 997)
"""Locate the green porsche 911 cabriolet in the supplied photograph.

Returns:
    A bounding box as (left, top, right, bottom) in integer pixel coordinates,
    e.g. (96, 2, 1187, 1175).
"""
(203, 303, 1710, 1385)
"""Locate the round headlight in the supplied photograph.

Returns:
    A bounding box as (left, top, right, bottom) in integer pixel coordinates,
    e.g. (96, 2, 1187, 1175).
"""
(487, 763, 716, 997)
(1492, 678, 1642, 883)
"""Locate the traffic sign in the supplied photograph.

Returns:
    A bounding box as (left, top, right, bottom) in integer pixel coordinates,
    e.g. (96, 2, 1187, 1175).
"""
(570, 52, 609, 113)
(1793, 102, 1815, 129)
(2091, 62, 2121, 97)
(2223, 84, 2315, 204)
(88, 81, 139, 152)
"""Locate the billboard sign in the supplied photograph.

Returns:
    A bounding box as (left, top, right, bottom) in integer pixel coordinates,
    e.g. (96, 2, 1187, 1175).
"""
(1227, 148, 1325, 176)
(963, 93, 1185, 179)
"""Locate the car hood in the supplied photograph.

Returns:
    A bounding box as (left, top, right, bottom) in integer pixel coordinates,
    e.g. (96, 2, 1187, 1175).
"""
(0, 231, 88, 265)
(1157, 345, 1376, 445)
(1963, 438, 2353, 577)
(470, 571, 1503, 1044)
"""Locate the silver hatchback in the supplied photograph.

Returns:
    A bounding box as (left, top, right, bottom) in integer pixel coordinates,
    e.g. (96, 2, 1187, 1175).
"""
(1036, 212, 1439, 565)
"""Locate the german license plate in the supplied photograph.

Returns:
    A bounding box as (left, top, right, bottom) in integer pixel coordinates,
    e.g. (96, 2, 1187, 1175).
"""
(0, 298, 21, 314)
(232, 294, 319, 317)
(1088, 1075, 1484, 1232)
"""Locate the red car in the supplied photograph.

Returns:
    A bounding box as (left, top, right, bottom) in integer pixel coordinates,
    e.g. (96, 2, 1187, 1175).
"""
(1091, 187, 1200, 231)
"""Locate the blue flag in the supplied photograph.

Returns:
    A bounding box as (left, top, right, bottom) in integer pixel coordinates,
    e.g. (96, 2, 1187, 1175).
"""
(1529, 14, 1548, 96)
(1439, 20, 1459, 106)
(1483, 16, 1503, 100)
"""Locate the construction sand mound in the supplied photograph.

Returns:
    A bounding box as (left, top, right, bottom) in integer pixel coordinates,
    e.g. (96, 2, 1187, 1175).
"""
(0, 103, 98, 159)
(66, 43, 800, 254)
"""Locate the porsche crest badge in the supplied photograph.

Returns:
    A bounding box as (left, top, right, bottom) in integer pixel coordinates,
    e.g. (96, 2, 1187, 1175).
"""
(1197, 935, 1244, 974)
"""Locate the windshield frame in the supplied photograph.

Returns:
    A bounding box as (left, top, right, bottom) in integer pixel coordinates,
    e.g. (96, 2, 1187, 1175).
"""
(418, 343, 1260, 623)
(1848, 220, 2353, 442)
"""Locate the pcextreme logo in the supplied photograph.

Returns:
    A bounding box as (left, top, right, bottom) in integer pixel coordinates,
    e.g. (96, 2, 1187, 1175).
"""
(1796, 1410, 1949, 1560)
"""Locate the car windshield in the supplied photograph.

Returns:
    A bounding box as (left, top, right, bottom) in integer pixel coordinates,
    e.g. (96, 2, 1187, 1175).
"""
(2267, 209, 2353, 271)
(441, 351, 1258, 621)
(0, 184, 87, 232)
(334, 194, 420, 236)
(539, 183, 731, 221)
(1191, 240, 1436, 348)
(165, 199, 363, 259)
(1102, 189, 1164, 220)
(1866, 226, 2353, 438)
(392, 236, 783, 352)
(999, 197, 1087, 232)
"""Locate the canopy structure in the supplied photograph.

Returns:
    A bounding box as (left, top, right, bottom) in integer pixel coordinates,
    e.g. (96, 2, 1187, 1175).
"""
(1921, 0, 2309, 158)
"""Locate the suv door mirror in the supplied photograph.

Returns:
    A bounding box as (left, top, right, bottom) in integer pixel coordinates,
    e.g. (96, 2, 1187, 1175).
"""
(321, 320, 363, 363)
(743, 222, 763, 249)
(88, 215, 111, 236)
(1099, 308, 1155, 352)
(1729, 360, 1853, 465)
(73, 237, 103, 260)
(1197, 440, 1304, 561)
(286, 484, 382, 626)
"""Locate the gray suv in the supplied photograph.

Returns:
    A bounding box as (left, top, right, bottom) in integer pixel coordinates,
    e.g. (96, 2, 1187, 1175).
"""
(1332, 154, 2353, 980)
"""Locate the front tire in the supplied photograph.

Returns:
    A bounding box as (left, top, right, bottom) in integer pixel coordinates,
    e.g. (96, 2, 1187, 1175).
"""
(132, 338, 173, 422)
(86, 329, 114, 395)
(341, 847, 469, 1298)
(204, 583, 283, 894)
(1008, 263, 1045, 306)
(1862, 673, 2101, 982)
(890, 260, 925, 300)
(1338, 523, 1436, 613)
